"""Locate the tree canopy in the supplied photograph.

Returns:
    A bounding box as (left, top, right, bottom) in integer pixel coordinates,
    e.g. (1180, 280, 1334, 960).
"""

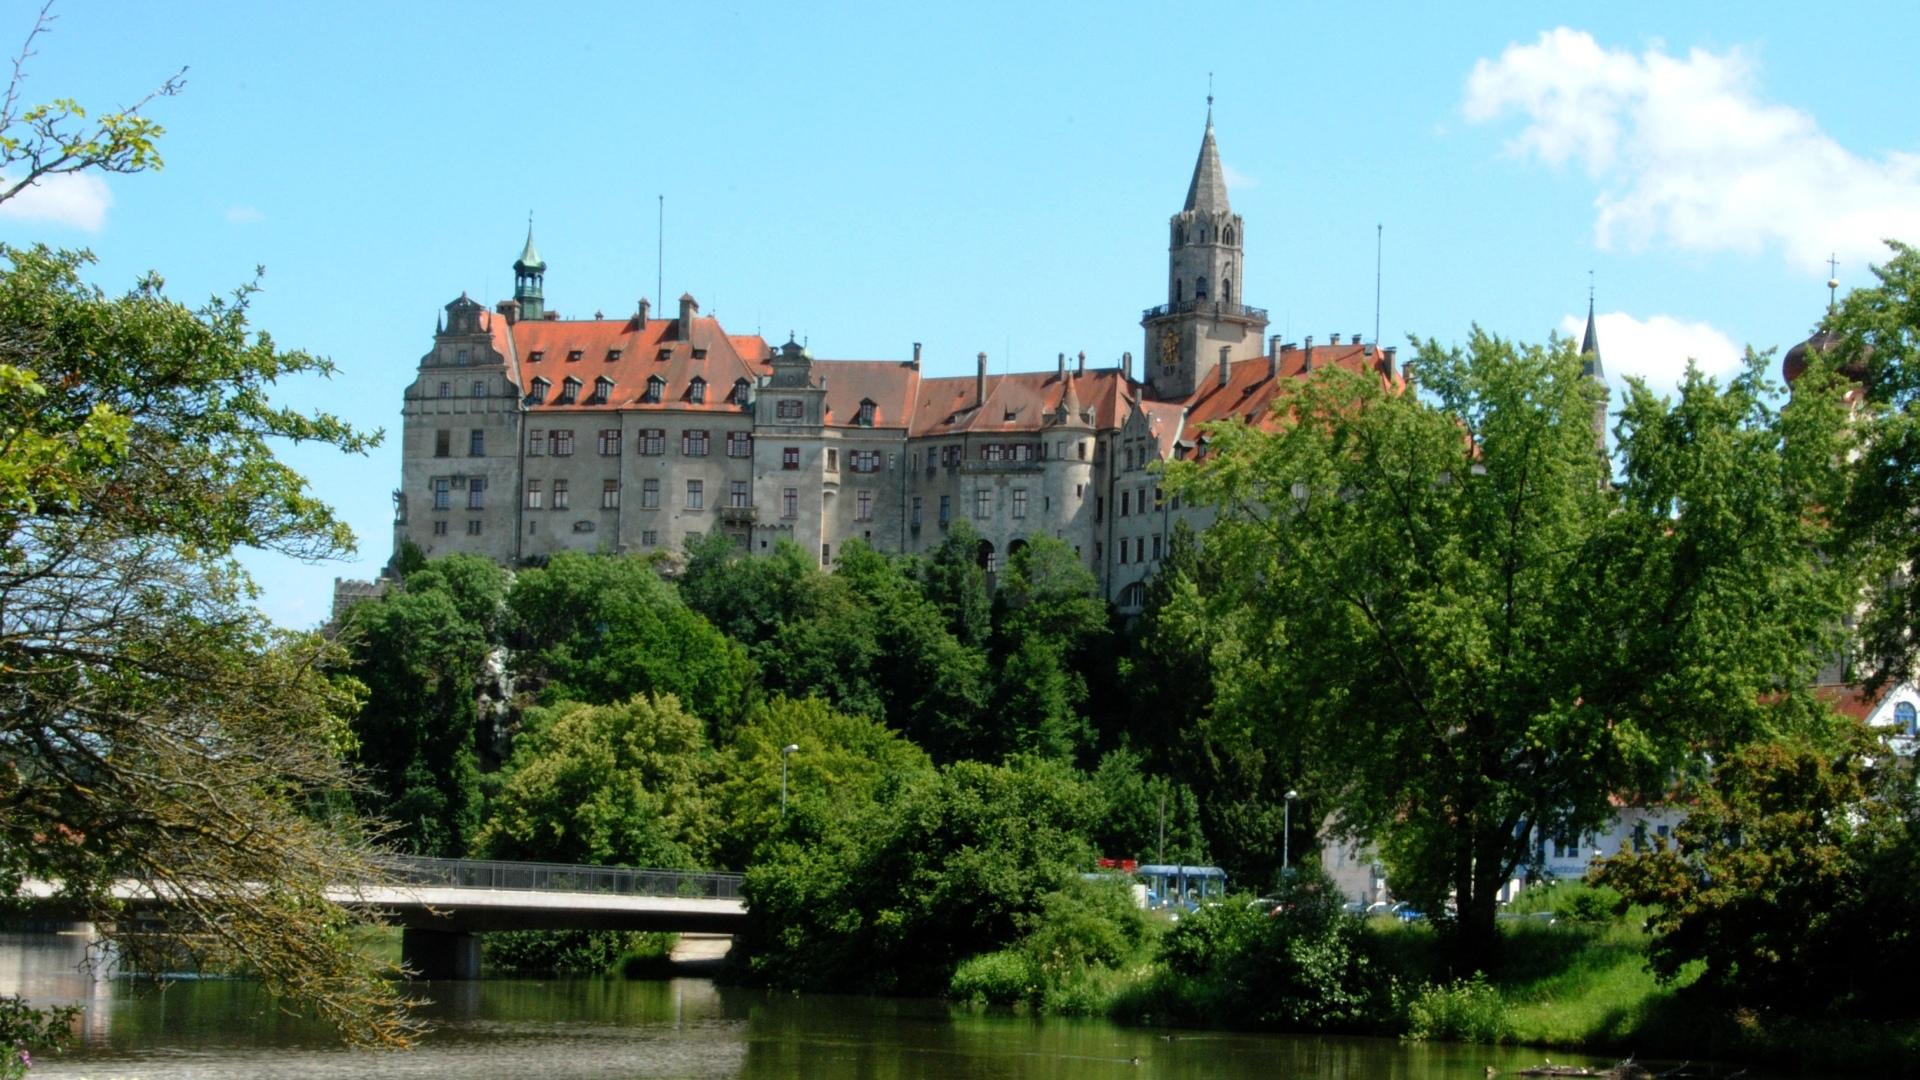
(0, 246, 409, 1045)
(1167, 329, 1859, 956)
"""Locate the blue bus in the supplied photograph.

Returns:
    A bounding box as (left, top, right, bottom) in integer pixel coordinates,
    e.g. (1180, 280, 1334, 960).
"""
(1135, 864, 1227, 913)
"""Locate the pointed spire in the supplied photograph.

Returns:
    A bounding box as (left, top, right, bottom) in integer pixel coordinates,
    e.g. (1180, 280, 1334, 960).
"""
(1058, 370, 1085, 423)
(516, 214, 544, 271)
(1183, 109, 1230, 214)
(1580, 285, 1604, 381)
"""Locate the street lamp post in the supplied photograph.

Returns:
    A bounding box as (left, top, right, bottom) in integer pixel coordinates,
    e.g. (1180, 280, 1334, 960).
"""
(1283, 789, 1299, 876)
(780, 744, 800, 815)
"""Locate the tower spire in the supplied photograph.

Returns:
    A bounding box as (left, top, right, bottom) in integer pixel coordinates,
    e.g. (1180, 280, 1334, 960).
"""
(1827, 253, 1840, 313)
(1580, 276, 1603, 380)
(1184, 105, 1230, 213)
(513, 214, 546, 320)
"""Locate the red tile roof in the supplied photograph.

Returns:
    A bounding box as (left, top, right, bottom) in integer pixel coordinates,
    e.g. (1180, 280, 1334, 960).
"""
(910, 369, 1134, 438)
(810, 360, 921, 430)
(512, 315, 763, 415)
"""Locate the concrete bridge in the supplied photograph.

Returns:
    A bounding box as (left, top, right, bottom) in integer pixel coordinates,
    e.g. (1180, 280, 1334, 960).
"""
(26, 856, 748, 980)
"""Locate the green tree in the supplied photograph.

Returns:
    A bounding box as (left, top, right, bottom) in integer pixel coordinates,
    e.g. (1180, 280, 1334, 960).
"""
(1169, 330, 1858, 958)
(741, 755, 1099, 994)
(1086, 747, 1209, 865)
(478, 694, 715, 868)
(923, 518, 993, 649)
(710, 694, 934, 869)
(1593, 726, 1920, 1016)
(1829, 241, 1920, 688)
(505, 552, 753, 730)
(986, 537, 1108, 762)
(341, 559, 506, 856)
(834, 542, 990, 761)
(0, 242, 410, 1045)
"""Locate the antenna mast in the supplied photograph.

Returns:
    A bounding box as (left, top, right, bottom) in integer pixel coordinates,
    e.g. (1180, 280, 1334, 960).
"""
(657, 195, 665, 311)
(1373, 224, 1383, 345)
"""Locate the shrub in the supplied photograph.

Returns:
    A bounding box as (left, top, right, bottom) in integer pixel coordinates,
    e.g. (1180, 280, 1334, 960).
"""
(949, 950, 1035, 1006)
(1404, 973, 1510, 1044)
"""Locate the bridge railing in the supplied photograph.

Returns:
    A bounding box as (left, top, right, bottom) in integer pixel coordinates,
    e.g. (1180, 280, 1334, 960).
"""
(381, 856, 744, 901)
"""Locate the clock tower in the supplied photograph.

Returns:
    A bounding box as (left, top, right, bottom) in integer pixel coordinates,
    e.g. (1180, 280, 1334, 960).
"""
(1141, 107, 1268, 399)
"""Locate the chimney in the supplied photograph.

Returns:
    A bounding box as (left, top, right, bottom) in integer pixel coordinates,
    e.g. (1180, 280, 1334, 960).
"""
(638, 297, 651, 324)
(1076, 350, 1086, 376)
(1269, 335, 1281, 378)
(911, 342, 922, 369)
(1329, 332, 1342, 346)
(976, 352, 988, 408)
(1217, 345, 1231, 387)
(1058, 351, 1067, 381)
(496, 299, 520, 326)
(1354, 331, 1363, 346)
(677, 293, 697, 339)
(1303, 335, 1314, 373)
(1122, 351, 1133, 381)
(1382, 346, 1398, 379)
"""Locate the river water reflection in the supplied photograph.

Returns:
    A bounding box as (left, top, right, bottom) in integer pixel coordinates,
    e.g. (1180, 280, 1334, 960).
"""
(3, 933, 1679, 1079)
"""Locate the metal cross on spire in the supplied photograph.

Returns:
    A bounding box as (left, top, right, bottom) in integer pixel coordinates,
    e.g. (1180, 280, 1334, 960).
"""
(1207, 73, 1213, 121)
(1827, 253, 1840, 311)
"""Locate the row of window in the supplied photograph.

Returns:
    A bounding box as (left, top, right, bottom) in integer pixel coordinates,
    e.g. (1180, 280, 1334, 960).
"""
(526, 346, 709, 365)
(1115, 534, 1164, 565)
(522, 478, 754, 511)
(436, 379, 491, 399)
(432, 429, 488, 458)
(771, 398, 878, 426)
(526, 428, 754, 458)
(924, 441, 1092, 468)
(428, 519, 484, 536)
(525, 374, 752, 408)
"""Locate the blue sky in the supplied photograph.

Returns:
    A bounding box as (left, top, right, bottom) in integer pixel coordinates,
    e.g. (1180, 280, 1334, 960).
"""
(6, 0, 1918, 626)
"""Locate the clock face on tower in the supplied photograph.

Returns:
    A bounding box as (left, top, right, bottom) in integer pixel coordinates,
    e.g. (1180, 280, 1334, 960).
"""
(1159, 327, 1180, 376)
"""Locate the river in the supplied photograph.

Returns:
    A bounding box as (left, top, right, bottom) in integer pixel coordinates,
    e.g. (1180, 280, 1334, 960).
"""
(2, 932, 1677, 1079)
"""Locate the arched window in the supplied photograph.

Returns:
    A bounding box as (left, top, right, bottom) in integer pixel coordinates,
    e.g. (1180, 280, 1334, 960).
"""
(1897, 701, 1917, 735)
(1223, 277, 1232, 303)
(1224, 225, 1235, 246)
(1173, 224, 1185, 245)
(1175, 280, 1184, 303)
(1195, 276, 1209, 300)
(976, 539, 997, 574)
(1119, 582, 1148, 608)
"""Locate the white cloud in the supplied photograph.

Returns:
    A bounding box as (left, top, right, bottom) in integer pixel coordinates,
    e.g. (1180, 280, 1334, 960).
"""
(1560, 309, 1743, 395)
(1466, 28, 1920, 270)
(0, 172, 112, 231)
(1221, 163, 1258, 192)
(225, 203, 265, 225)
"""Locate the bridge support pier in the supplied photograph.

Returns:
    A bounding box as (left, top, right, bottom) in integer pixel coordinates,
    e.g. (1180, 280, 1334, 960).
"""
(401, 929, 482, 980)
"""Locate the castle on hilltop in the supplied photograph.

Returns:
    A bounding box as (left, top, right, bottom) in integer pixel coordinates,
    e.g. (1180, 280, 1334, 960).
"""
(389, 113, 1430, 609)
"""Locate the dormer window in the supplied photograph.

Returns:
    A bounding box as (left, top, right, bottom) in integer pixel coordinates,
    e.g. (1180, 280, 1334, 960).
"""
(528, 350, 546, 363)
(688, 377, 707, 404)
(590, 376, 614, 404)
(731, 378, 751, 405)
(857, 399, 876, 427)
(606, 348, 623, 362)
(566, 349, 584, 362)
(691, 348, 708, 360)
(525, 377, 551, 405)
(643, 375, 666, 403)
(656, 348, 673, 361)
(557, 377, 581, 405)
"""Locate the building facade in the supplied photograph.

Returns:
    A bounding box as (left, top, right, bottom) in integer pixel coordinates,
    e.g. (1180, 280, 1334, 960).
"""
(392, 116, 1403, 607)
